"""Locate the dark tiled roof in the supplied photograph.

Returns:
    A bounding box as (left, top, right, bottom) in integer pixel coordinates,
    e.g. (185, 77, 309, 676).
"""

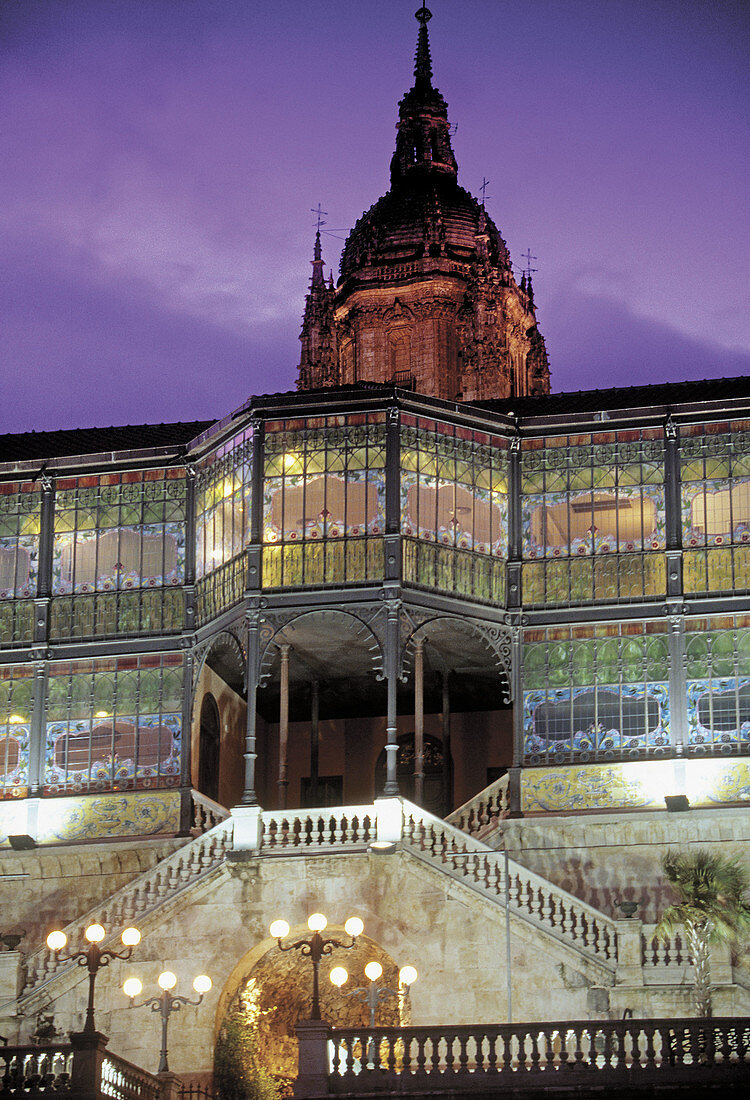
(0, 421, 214, 463)
(479, 375, 750, 418)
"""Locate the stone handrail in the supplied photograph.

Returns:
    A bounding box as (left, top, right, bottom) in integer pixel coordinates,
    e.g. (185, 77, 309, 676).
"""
(21, 819, 233, 998)
(260, 806, 375, 850)
(0, 1043, 73, 1093)
(190, 789, 229, 835)
(101, 1052, 161, 1099)
(327, 1017, 750, 1091)
(403, 804, 618, 968)
(445, 773, 509, 838)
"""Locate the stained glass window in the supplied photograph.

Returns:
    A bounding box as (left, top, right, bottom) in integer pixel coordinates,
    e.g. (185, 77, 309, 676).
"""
(196, 428, 252, 581)
(0, 665, 33, 799)
(263, 413, 386, 587)
(685, 615, 750, 755)
(44, 655, 182, 794)
(522, 623, 670, 764)
(681, 421, 750, 595)
(401, 415, 508, 604)
(0, 482, 41, 600)
(53, 470, 186, 595)
(521, 429, 666, 606)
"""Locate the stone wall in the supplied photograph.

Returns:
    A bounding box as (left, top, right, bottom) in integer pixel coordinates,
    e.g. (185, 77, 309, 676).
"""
(501, 805, 750, 923)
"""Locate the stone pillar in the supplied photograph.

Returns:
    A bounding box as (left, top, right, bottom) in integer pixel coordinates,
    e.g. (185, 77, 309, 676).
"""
(69, 1030, 109, 1097)
(294, 1019, 331, 1098)
(0, 951, 22, 1008)
(614, 919, 645, 987)
(157, 1072, 185, 1100)
(709, 941, 734, 987)
(278, 644, 291, 809)
(414, 638, 424, 806)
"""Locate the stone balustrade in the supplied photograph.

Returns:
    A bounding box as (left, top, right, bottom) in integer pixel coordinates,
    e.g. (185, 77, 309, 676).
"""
(0, 1033, 164, 1098)
(445, 773, 509, 839)
(190, 790, 229, 836)
(21, 819, 233, 999)
(101, 1051, 161, 1099)
(403, 804, 619, 968)
(324, 1017, 750, 1093)
(260, 806, 375, 850)
(0, 1042, 73, 1093)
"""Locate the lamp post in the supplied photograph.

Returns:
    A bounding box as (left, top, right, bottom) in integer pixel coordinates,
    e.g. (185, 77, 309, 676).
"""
(330, 962, 417, 1065)
(123, 971, 212, 1074)
(46, 924, 141, 1034)
(330, 961, 417, 1025)
(270, 913, 363, 1021)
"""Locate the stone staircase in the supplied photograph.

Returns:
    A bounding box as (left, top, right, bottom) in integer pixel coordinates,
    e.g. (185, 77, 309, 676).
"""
(15, 790, 705, 1015)
(19, 816, 234, 1008)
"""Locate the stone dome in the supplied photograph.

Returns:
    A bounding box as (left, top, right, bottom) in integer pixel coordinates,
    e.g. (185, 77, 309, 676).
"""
(339, 173, 512, 282)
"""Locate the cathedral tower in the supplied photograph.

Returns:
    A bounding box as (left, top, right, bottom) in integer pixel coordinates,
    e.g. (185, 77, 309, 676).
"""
(298, 4, 550, 401)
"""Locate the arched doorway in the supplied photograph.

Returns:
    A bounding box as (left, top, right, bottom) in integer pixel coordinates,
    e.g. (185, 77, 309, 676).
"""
(198, 693, 220, 802)
(374, 732, 450, 816)
(215, 932, 409, 1094)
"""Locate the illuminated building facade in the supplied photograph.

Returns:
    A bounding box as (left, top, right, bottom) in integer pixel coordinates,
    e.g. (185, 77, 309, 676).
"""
(0, 5, 748, 1085)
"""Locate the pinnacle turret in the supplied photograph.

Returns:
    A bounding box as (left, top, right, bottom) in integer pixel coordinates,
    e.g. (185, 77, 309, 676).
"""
(310, 229, 325, 288)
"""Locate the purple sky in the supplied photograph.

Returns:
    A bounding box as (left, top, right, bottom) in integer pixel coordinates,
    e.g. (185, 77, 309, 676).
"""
(2, 0, 749, 434)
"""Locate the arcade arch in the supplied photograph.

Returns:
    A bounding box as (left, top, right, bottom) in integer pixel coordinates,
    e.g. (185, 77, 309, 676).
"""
(191, 630, 247, 809)
(215, 930, 408, 1089)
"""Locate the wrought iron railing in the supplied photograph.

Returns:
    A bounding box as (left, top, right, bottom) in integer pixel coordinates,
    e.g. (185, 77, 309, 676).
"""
(403, 537, 506, 605)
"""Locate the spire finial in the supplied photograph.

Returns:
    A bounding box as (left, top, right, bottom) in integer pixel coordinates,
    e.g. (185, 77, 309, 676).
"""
(309, 205, 328, 287)
(414, 4, 433, 88)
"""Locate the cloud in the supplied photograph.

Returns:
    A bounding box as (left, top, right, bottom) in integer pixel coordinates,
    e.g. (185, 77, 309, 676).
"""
(0, 235, 299, 433)
(544, 287, 750, 393)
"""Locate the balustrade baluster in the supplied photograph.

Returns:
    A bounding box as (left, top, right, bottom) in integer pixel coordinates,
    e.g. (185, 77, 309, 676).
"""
(485, 1029, 498, 1075)
(525, 1025, 536, 1069)
(457, 1032, 470, 1074)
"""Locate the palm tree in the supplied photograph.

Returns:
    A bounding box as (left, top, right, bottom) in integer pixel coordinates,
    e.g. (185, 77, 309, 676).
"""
(655, 848, 750, 1017)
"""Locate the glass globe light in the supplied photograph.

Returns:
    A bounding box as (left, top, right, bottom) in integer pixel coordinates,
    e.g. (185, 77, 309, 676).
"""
(123, 977, 142, 999)
(364, 961, 383, 982)
(399, 965, 418, 987)
(85, 924, 106, 944)
(270, 920, 290, 940)
(158, 971, 177, 991)
(193, 974, 212, 995)
(121, 927, 141, 947)
(307, 913, 327, 933)
(344, 917, 363, 938)
(329, 966, 348, 988)
(46, 930, 67, 951)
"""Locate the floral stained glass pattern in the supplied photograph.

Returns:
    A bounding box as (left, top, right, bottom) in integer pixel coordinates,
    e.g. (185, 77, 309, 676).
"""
(681, 422, 750, 595)
(53, 471, 186, 595)
(521, 429, 666, 606)
(263, 413, 386, 587)
(685, 616, 750, 755)
(196, 428, 252, 581)
(522, 623, 670, 764)
(0, 665, 33, 799)
(0, 482, 41, 599)
(400, 415, 508, 603)
(44, 655, 182, 794)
